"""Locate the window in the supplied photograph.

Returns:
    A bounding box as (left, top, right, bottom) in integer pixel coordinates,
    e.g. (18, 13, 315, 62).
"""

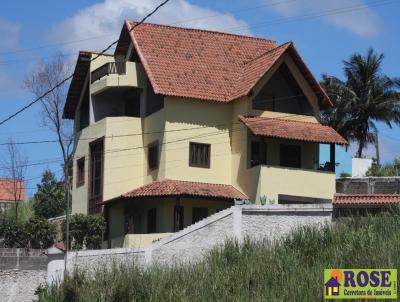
(250, 141, 267, 167)
(189, 142, 210, 168)
(280, 144, 301, 168)
(148, 141, 159, 170)
(89, 138, 104, 214)
(147, 208, 157, 233)
(192, 207, 208, 224)
(76, 157, 85, 187)
(174, 205, 184, 232)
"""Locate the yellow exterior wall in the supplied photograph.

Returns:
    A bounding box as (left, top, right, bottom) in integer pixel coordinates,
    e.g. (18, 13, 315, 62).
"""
(251, 165, 336, 203)
(72, 116, 147, 214)
(162, 97, 233, 184)
(71, 52, 337, 230)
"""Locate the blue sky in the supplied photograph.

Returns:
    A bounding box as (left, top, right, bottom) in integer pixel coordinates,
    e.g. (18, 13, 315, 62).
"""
(0, 0, 399, 196)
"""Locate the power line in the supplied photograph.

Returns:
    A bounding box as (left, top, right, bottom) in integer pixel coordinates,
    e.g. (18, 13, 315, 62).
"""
(0, 0, 296, 59)
(0, 0, 172, 127)
(226, 0, 396, 33)
(0, 100, 317, 147)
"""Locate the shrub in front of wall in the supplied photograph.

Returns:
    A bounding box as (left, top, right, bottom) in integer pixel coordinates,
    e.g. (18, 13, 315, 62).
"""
(63, 214, 106, 250)
(27, 216, 57, 249)
(3, 220, 30, 248)
(3, 217, 56, 249)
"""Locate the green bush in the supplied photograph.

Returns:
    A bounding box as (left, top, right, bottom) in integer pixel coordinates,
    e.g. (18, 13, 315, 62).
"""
(3, 216, 56, 249)
(63, 214, 106, 250)
(37, 213, 400, 301)
(339, 172, 351, 178)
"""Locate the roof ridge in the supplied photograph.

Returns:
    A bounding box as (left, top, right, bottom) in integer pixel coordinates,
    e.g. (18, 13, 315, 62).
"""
(127, 20, 277, 45)
(243, 41, 292, 66)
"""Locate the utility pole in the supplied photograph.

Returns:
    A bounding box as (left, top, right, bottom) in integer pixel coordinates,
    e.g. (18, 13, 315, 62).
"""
(64, 163, 71, 276)
(375, 129, 380, 166)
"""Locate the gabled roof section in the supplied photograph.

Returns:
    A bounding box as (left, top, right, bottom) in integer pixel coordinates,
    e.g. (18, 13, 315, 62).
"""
(115, 21, 332, 106)
(239, 115, 347, 145)
(64, 51, 92, 119)
(102, 179, 248, 204)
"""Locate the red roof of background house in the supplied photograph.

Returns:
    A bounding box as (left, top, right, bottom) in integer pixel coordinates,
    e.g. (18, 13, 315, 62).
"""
(239, 115, 348, 145)
(334, 194, 400, 206)
(0, 179, 26, 203)
(103, 179, 248, 203)
(64, 21, 332, 118)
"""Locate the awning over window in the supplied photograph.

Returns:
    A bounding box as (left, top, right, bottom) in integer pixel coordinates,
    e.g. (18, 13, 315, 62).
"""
(102, 179, 248, 204)
(239, 115, 347, 145)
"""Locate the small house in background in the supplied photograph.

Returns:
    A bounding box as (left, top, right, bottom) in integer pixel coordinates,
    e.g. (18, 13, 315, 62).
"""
(0, 178, 26, 212)
(352, 157, 373, 177)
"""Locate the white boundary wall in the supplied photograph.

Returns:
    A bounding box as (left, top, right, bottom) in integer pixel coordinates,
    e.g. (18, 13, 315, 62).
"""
(47, 204, 332, 283)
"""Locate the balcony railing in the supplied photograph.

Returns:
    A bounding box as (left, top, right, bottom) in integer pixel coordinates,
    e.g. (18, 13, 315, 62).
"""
(91, 62, 126, 84)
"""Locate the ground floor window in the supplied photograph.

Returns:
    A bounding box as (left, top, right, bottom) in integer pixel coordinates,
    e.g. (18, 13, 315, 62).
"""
(192, 207, 208, 224)
(174, 205, 184, 232)
(147, 208, 157, 233)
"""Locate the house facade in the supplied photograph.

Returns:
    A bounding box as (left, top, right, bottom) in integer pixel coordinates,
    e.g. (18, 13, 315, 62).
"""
(0, 179, 26, 212)
(64, 21, 346, 247)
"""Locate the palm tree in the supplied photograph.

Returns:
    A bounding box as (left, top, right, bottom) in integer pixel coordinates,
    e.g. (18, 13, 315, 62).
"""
(321, 48, 400, 164)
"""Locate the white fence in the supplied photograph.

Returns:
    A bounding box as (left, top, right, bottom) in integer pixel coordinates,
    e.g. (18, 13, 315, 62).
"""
(47, 204, 332, 283)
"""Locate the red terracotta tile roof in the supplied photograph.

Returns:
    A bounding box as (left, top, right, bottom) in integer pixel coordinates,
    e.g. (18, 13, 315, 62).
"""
(0, 178, 26, 203)
(239, 115, 348, 145)
(103, 179, 247, 203)
(118, 21, 331, 106)
(65, 21, 333, 119)
(334, 194, 400, 206)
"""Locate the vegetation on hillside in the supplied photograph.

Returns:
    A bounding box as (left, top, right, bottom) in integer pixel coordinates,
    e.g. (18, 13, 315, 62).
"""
(366, 157, 400, 176)
(36, 211, 400, 302)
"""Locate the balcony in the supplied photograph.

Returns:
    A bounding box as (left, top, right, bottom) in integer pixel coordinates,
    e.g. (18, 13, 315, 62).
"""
(90, 61, 143, 95)
(250, 165, 336, 203)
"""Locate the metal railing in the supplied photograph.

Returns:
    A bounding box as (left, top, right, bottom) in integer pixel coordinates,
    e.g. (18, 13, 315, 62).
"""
(91, 62, 126, 84)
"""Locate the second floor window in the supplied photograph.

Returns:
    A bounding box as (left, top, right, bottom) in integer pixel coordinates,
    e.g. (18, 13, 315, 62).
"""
(76, 157, 85, 187)
(189, 142, 210, 168)
(280, 144, 301, 168)
(250, 141, 267, 167)
(89, 138, 104, 214)
(148, 141, 159, 170)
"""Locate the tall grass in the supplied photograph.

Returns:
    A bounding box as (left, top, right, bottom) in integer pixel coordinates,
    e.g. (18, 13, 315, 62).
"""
(36, 213, 400, 302)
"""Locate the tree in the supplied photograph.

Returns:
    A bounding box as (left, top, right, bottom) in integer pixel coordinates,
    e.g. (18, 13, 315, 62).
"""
(32, 170, 66, 219)
(24, 54, 73, 169)
(24, 53, 73, 249)
(1, 137, 28, 220)
(321, 48, 400, 164)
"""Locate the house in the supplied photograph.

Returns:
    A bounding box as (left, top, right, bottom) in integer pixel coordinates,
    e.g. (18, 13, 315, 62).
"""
(325, 277, 341, 297)
(64, 21, 346, 247)
(0, 178, 26, 212)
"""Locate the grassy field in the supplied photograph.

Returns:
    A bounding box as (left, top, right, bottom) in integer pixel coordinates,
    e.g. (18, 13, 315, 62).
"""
(37, 212, 400, 302)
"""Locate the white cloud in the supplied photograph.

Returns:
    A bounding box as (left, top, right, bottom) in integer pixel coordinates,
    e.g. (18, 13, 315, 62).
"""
(47, 0, 251, 54)
(0, 19, 20, 51)
(269, 0, 381, 37)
